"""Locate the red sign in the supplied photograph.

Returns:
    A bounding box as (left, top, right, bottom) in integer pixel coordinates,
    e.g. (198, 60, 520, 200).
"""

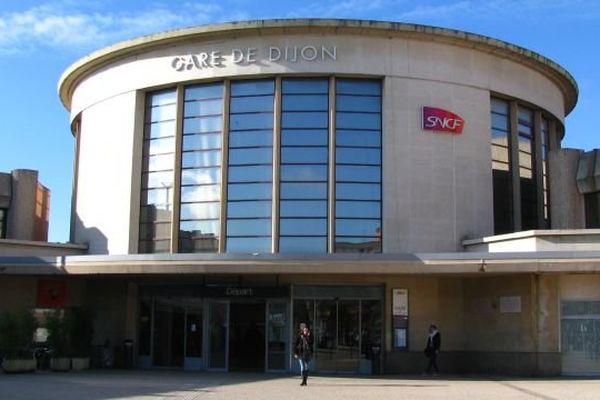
(422, 107, 465, 134)
(36, 280, 67, 308)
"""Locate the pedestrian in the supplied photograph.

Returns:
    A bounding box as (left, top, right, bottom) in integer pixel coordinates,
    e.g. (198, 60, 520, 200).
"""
(423, 324, 441, 375)
(293, 322, 313, 386)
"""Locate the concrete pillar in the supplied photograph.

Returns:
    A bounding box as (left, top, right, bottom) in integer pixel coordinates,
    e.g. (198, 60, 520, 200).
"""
(549, 149, 585, 229)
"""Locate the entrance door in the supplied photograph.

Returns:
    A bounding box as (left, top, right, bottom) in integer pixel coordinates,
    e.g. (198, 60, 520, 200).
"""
(207, 301, 229, 370)
(561, 300, 600, 375)
(266, 301, 288, 371)
(228, 302, 266, 371)
(152, 299, 184, 367)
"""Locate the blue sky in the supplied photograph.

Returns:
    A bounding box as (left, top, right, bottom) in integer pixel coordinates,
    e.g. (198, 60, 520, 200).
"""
(0, 0, 598, 243)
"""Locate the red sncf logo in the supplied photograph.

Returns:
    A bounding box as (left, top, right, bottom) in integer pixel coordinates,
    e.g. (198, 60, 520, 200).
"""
(422, 107, 465, 134)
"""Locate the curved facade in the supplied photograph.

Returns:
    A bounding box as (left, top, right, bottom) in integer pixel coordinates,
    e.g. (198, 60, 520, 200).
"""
(41, 20, 600, 376)
(59, 19, 577, 255)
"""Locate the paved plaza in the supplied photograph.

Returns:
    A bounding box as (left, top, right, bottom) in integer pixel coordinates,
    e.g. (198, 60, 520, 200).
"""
(0, 370, 599, 400)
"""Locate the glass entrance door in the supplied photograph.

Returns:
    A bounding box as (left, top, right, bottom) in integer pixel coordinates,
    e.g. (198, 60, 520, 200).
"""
(207, 301, 229, 370)
(266, 301, 288, 371)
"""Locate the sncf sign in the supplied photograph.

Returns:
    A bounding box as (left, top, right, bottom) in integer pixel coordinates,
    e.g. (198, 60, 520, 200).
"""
(422, 107, 465, 134)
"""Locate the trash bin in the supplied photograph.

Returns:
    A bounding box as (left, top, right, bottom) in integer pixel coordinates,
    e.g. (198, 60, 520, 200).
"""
(124, 339, 134, 369)
(371, 345, 381, 375)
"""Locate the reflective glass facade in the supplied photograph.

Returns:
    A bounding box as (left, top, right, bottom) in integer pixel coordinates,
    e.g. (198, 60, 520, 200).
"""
(490, 97, 554, 233)
(140, 90, 177, 253)
(140, 77, 381, 254)
(335, 79, 382, 252)
(279, 78, 329, 253)
(226, 80, 274, 253)
(179, 82, 223, 252)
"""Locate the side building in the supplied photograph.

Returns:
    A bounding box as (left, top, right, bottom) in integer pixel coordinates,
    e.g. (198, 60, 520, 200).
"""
(1, 19, 600, 376)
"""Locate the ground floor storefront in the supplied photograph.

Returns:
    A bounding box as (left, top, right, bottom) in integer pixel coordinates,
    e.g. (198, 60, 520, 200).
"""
(2, 257, 600, 376)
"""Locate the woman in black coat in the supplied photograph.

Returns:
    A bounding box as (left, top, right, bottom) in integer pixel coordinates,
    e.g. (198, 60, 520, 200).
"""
(294, 323, 313, 386)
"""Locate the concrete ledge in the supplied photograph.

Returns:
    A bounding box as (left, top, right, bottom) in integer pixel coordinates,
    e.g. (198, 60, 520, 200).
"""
(463, 230, 600, 252)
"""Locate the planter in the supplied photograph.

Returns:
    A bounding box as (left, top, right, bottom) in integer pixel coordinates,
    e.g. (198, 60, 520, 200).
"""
(1, 358, 36, 373)
(50, 357, 71, 371)
(71, 357, 90, 371)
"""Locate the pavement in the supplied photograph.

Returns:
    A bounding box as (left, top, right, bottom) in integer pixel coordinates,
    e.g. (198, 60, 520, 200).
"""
(0, 370, 599, 400)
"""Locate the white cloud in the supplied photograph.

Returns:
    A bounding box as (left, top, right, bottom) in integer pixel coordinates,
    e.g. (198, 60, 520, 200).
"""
(0, 2, 229, 55)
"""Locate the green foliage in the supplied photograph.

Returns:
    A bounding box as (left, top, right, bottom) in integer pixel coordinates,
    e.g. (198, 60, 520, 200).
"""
(0, 308, 37, 360)
(45, 307, 94, 358)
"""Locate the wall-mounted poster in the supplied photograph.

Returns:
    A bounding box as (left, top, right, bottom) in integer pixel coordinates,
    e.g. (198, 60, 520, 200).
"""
(392, 288, 408, 349)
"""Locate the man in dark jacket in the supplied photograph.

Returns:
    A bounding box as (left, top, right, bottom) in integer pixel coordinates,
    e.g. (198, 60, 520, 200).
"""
(294, 323, 313, 386)
(424, 324, 441, 375)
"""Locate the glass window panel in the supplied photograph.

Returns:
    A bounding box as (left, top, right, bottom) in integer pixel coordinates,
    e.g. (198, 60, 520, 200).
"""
(336, 130, 380, 147)
(229, 148, 273, 165)
(282, 95, 328, 111)
(230, 113, 274, 130)
(146, 120, 176, 139)
(140, 205, 172, 223)
(148, 104, 176, 122)
(280, 218, 326, 235)
(182, 133, 221, 151)
(336, 183, 381, 200)
(142, 188, 172, 206)
(145, 171, 174, 188)
(229, 165, 273, 182)
(181, 185, 220, 202)
(281, 129, 328, 146)
(184, 99, 223, 117)
(280, 200, 327, 217)
(181, 168, 220, 185)
(282, 112, 328, 129)
(336, 80, 381, 95)
(491, 128, 509, 140)
(491, 98, 509, 114)
(185, 83, 223, 101)
(180, 220, 220, 235)
(146, 137, 175, 154)
(280, 183, 327, 199)
(149, 91, 176, 107)
(227, 219, 271, 236)
(336, 112, 381, 130)
(183, 116, 222, 134)
(180, 202, 220, 220)
(334, 237, 381, 253)
(227, 200, 272, 218)
(147, 154, 174, 172)
(336, 166, 380, 182)
(179, 237, 219, 253)
(336, 219, 381, 236)
(229, 130, 273, 147)
(491, 113, 509, 131)
(282, 79, 328, 94)
(336, 148, 381, 165)
(518, 108, 533, 123)
(228, 183, 272, 200)
(231, 80, 275, 96)
(139, 239, 171, 253)
(230, 96, 274, 113)
(139, 222, 172, 240)
(226, 237, 271, 253)
(182, 150, 221, 168)
(280, 165, 327, 181)
(336, 201, 381, 218)
(336, 95, 381, 112)
(281, 148, 328, 164)
(279, 237, 327, 253)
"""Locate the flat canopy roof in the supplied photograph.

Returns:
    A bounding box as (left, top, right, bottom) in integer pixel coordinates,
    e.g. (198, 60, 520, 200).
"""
(58, 19, 578, 114)
(2, 251, 600, 276)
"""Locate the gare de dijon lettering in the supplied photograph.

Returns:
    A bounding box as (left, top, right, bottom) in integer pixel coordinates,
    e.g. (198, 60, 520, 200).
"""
(171, 45, 337, 71)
